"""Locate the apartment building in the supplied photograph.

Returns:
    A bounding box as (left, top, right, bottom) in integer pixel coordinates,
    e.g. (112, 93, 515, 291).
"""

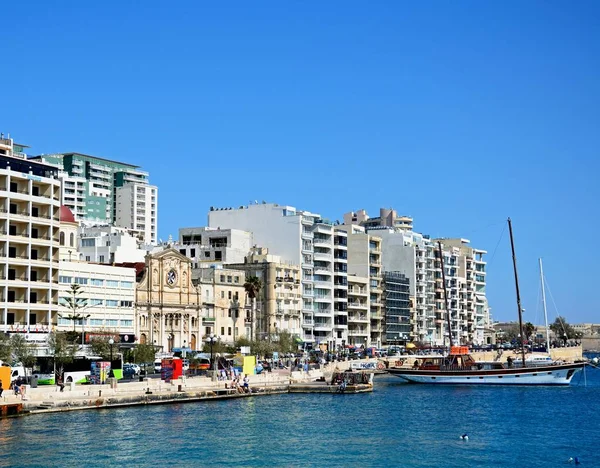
(30, 152, 157, 244)
(0, 135, 61, 346)
(333, 229, 348, 350)
(336, 224, 384, 348)
(193, 266, 247, 344)
(115, 182, 158, 245)
(56, 205, 137, 339)
(347, 275, 369, 347)
(207, 202, 337, 350)
(78, 224, 149, 264)
(57, 262, 136, 337)
(435, 238, 489, 345)
(227, 247, 302, 340)
(344, 208, 413, 232)
(178, 226, 252, 265)
(383, 272, 411, 345)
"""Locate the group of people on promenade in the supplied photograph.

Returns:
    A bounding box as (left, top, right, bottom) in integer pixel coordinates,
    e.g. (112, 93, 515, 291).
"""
(225, 374, 251, 394)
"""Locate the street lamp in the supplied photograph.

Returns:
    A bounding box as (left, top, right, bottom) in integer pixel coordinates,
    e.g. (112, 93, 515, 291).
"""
(108, 338, 115, 378)
(207, 334, 217, 371)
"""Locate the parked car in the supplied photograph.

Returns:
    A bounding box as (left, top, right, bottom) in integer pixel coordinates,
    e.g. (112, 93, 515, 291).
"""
(123, 364, 140, 376)
(123, 366, 137, 378)
(154, 359, 162, 373)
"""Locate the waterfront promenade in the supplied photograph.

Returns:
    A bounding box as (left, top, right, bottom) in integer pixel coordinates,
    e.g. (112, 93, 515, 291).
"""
(0, 363, 352, 416)
(0, 347, 583, 418)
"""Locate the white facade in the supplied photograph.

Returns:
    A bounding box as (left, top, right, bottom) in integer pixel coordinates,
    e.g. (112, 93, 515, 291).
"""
(59, 172, 88, 221)
(178, 226, 252, 265)
(332, 229, 348, 349)
(366, 227, 438, 344)
(208, 202, 337, 349)
(347, 275, 370, 346)
(57, 262, 136, 336)
(115, 182, 158, 245)
(336, 224, 384, 347)
(0, 136, 61, 341)
(78, 224, 149, 264)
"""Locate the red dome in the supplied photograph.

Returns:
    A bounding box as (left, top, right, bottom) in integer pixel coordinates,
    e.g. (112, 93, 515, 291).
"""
(59, 205, 76, 223)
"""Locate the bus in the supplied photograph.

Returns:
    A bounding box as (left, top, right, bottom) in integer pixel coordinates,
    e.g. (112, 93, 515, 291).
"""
(34, 355, 123, 384)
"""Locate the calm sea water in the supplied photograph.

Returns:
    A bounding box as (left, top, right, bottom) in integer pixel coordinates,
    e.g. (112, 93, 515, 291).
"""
(1, 366, 599, 467)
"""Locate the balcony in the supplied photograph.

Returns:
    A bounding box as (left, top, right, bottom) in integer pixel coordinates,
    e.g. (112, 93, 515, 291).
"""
(348, 329, 369, 337)
(313, 238, 331, 248)
(313, 308, 331, 316)
(349, 314, 369, 323)
(314, 295, 331, 303)
(313, 251, 331, 262)
(312, 224, 332, 234)
(313, 265, 332, 275)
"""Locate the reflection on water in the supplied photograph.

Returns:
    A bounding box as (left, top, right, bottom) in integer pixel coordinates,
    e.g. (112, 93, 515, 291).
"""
(0, 371, 599, 467)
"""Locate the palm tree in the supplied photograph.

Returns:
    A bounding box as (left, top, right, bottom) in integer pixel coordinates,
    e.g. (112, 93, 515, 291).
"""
(244, 276, 263, 341)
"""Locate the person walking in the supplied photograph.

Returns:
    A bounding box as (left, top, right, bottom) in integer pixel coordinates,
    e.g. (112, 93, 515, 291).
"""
(0, 378, 3, 398)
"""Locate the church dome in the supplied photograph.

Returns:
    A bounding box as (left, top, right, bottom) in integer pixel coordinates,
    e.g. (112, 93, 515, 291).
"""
(59, 205, 76, 224)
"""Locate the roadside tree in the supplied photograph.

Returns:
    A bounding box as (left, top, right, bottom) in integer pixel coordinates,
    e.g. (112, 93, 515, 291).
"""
(48, 332, 76, 380)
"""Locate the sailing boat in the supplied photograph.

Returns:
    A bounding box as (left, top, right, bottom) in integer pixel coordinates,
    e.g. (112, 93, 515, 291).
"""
(512, 258, 555, 367)
(387, 218, 585, 385)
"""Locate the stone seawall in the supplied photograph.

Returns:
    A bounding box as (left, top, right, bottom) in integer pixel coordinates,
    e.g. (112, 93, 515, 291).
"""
(1, 370, 316, 417)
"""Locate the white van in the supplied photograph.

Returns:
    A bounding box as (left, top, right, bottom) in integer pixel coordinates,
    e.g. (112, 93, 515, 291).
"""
(154, 359, 162, 373)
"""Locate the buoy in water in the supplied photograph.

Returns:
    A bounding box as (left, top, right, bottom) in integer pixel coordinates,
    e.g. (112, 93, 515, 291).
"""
(460, 434, 469, 441)
(568, 457, 581, 465)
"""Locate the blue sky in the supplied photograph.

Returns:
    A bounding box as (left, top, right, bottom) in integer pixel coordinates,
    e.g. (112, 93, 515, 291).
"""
(2, 1, 599, 323)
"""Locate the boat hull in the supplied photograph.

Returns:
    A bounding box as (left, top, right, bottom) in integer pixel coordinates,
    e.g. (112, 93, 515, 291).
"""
(387, 363, 585, 385)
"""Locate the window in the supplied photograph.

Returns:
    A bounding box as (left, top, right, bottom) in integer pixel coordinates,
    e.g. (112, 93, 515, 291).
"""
(90, 299, 103, 306)
(221, 291, 225, 299)
(234, 276, 239, 284)
(70, 233, 74, 247)
(106, 300, 119, 307)
(227, 276, 232, 283)
(121, 320, 133, 327)
(106, 319, 119, 327)
(59, 232, 65, 246)
(75, 277, 88, 285)
(99, 255, 105, 263)
(81, 238, 95, 247)
(190, 248, 196, 257)
(121, 281, 133, 289)
(90, 319, 104, 326)
(234, 292, 239, 300)
(120, 300, 133, 307)
(220, 327, 225, 335)
(204, 252, 210, 258)
(85, 256, 91, 261)
(106, 280, 119, 288)
(228, 291, 232, 300)
(228, 327, 232, 336)
(220, 275, 225, 282)
(59, 276, 72, 284)
(90, 279, 104, 286)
